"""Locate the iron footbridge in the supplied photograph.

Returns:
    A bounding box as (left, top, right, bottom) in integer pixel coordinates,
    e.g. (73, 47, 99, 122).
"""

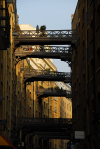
(14, 46, 72, 66)
(27, 131, 72, 140)
(17, 118, 72, 140)
(23, 69, 71, 84)
(14, 30, 77, 47)
(17, 118, 72, 131)
(36, 88, 72, 99)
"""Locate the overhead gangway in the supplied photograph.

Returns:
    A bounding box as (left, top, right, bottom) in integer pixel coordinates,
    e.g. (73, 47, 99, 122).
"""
(23, 69, 71, 84)
(14, 46, 72, 65)
(36, 88, 72, 100)
(17, 118, 72, 131)
(14, 30, 77, 48)
(17, 118, 72, 141)
(29, 131, 71, 140)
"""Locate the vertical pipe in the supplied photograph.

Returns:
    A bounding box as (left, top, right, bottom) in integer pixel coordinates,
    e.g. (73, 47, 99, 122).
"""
(48, 97, 49, 118)
(93, 0, 96, 122)
(41, 100, 42, 118)
(15, 0, 17, 33)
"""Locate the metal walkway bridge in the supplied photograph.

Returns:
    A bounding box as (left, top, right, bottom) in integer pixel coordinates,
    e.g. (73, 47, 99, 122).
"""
(23, 69, 71, 84)
(14, 30, 77, 47)
(15, 46, 72, 65)
(27, 131, 71, 140)
(17, 118, 72, 140)
(35, 131, 71, 139)
(17, 117, 72, 138)
(17, 118, 72, 129)
(36, 88, 72, 99)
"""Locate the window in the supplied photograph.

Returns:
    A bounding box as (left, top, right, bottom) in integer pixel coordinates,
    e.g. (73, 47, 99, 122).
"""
(41, 81, 44, 84)
(46, 103, 48, 109)
(50, 106, 52, 111)
(39, 112, 41, 118)
(55, 107, 57, 113)
(36, 111, 37, 118)
(55, 97, 57, 101)
(67, 104, 68, 109)
(44, 102, 45, 109)
(36, 81, 38, 90)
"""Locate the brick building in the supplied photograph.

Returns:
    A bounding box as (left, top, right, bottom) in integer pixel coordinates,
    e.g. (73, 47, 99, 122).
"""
(72, 0, 100, 148)
(0, 3, 72, 147)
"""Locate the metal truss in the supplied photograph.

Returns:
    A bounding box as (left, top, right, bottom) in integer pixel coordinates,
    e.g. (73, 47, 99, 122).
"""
(14, 46, 72, 65)
(23, 69, 71, 83)
(36, 88, 72, 99)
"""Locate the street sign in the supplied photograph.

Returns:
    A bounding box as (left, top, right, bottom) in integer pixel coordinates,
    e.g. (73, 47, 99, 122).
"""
(75, 131, 85, 139)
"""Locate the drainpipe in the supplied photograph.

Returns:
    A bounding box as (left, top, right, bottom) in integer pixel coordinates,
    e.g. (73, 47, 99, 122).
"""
(93, 0, 96, 122)
(12, 0, 18, 36)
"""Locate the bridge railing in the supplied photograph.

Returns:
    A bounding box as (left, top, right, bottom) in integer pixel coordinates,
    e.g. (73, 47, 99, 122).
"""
(36, 89, 72, 99)
(36, 88, 72, 94)
(15, 46, 72, 54)
(23, 68, 71, 78)
(16, 30, 77, 38)
(17, 118, 72, 126)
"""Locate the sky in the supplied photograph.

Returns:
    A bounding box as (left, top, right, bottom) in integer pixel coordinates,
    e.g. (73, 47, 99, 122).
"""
(17, 0, 78, 72)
